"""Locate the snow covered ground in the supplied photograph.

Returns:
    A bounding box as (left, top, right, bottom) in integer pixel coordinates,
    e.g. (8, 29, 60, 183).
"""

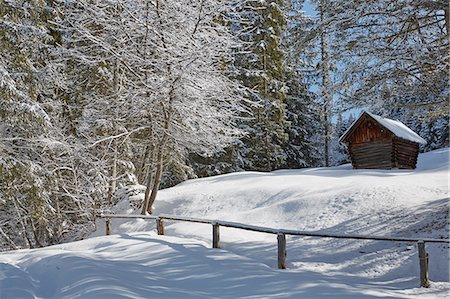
(1, 148, 449, 298)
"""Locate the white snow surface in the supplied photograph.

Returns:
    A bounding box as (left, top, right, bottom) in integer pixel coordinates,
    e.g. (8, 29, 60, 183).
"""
(1, 148, 449, 298)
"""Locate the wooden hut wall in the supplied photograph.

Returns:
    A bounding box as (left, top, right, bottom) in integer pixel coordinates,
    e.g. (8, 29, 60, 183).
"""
(393, 138, 419, 169)
(348, 142, 393, 169)
(347, 116, 392, 144)
(347, 117, 394, 169)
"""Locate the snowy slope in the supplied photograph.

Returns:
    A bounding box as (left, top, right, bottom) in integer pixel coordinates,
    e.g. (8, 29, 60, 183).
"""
(1, 148, 449, 298)
(1, 233, 448, 299)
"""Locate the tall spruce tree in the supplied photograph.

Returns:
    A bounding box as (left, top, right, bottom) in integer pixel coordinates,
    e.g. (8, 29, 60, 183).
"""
(230, 0, 288, 171)
(282, 0, 322, 168)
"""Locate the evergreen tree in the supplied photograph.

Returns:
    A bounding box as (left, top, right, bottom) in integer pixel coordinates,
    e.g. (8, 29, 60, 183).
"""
(0, 0, 104, 249)
(283, 68, 321, 168)
(232, 0, 289, 171)
(282, 0, 322, 168)
(331, 113, 353, 166)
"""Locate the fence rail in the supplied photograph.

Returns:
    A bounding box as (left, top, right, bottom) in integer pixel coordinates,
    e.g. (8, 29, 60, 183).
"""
(97, 213, 450, 288)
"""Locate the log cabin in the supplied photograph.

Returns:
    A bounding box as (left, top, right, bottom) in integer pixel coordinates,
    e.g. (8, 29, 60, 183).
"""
(339, 111, 427, 169)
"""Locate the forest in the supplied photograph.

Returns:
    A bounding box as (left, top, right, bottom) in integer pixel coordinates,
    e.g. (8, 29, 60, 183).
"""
(0, 0, 448, 251)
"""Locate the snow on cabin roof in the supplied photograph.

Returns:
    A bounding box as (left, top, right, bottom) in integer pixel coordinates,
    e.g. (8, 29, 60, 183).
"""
(339, 111, 427, 145)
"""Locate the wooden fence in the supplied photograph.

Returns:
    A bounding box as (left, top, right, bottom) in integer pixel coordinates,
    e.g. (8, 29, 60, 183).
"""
(97, 213, 450, 288)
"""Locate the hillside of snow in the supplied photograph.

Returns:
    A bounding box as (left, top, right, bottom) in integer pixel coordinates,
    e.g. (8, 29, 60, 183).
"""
(1, 148, 449, 298)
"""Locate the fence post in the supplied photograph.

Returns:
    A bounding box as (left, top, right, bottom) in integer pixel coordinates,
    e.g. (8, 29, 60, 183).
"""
(106, 218, 111, 236)
(156, 217, 165, 235)
(212, 222, 220, 248)
(277, 233, 286, 269)
(418, 241, 429, 288)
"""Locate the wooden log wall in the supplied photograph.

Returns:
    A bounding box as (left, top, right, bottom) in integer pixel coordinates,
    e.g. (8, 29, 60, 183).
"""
(344, 115, 421, 169)
(393, 138, 419, 169)
(348, 140, 393, 169)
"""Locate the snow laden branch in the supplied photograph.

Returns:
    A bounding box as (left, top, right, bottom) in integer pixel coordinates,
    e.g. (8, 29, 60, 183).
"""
(56, 0, 243, 215)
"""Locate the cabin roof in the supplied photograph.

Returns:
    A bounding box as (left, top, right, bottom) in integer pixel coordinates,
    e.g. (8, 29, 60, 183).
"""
(339, 111, 427, 145)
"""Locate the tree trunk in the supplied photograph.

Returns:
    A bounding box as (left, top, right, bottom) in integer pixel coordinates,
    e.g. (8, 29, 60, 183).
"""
(0, 226, 17, 250)
(13, 198, 33, 248)
(136, 145, 150, 184)
(143, 1, 177, 214)
(141, 144, 155, 215)
(108, 59, 120, 206)
(320, 0, 331, 167)
(107, 149, 117, 206)
(262, 48, 271, 171)
(143, 86, 175, 214)
(445, 7, 449, 38)
(29, 217, 43, 248)
(146, 144, 164, 214)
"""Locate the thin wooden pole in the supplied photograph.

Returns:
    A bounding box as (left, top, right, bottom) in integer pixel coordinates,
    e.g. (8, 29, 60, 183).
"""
(156, 218, 164, 235)
(277, 233, 286, 269)
(418, 241, 429, 288)
(106, 218, 111, 236)
(212, 222, 220, 248)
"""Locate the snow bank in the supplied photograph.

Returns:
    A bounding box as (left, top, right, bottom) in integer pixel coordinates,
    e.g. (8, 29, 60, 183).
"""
(1, 233, 448, 299)
(1, 148, 449, 298)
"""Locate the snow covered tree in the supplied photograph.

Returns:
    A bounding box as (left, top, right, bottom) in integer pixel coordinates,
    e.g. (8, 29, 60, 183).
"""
(57, 0, 141, 210)
(0, 0, 103, 250)
(0, 0, 66, 249)
(290, 0, 334, 167)
(324, 0, 449, 143)
(57, 0, 243, 214)
(230, 0, 289, 171)
(330, 113, 353, 165)
(282, 68, 322, 168)
(139, 0, 243, 213)
(282, 0, 322, 168)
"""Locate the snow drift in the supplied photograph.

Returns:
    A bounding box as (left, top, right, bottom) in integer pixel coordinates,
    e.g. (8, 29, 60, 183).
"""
(1, 148, 449, 298)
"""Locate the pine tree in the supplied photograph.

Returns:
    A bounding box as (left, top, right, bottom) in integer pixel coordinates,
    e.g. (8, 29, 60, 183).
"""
(0, 0, 104, 249)
(331, 112, 353, 166)
(282, 0, 322, 168)
(231, 0, 289, 171)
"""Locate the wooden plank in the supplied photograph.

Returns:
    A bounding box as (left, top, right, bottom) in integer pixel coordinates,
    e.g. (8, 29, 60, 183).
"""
(418, 241, 430, 288)
(350, 145, 392, 151)
(352, 157, 392, 162)
(351, 152, 392, 158)
(353, 162, 393, 169)
(396, 156, 418, 163)
(279, 229, 449, 243)
(156, 218, 164, 235)
(218, 220, 279, 234)
(395, 150, 417, 157)
(99, 213, 158, 220)
(160, 214, 213, 224)
(350, 149, 392, 156)
(351, 143, 392, 149)
(97, 214, 450, 244)
(350, 146, 392, 153)
(106, 218, 111, 236)
(277, 233, 286, 269)
(350, 153, 390, 158)
(212, 223, 220, 248)
(356, 161, 393, 165)
(395, 149, 419, 157)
